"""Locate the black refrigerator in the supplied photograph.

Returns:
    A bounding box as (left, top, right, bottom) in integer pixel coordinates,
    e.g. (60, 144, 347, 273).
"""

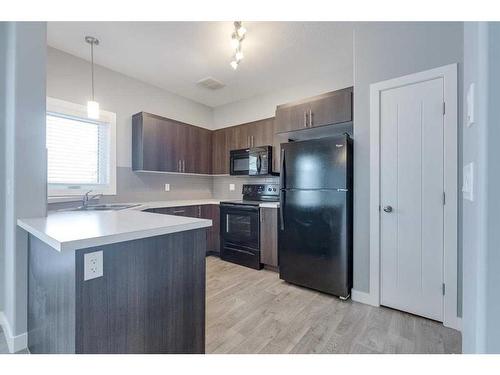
(278, 135, 353, 298)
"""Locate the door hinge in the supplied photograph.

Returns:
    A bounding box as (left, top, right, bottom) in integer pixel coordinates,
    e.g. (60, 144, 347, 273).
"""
(442, 283, 446, 295)
(442, 192, 446, 205)
(443, 102, 446, 115)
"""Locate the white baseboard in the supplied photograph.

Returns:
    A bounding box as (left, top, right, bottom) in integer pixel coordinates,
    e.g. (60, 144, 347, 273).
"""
(0, 311, 28, 353)
(349, 292, 463, 332)
(351, 289, 379, 307)
(444, 316, 462, 332)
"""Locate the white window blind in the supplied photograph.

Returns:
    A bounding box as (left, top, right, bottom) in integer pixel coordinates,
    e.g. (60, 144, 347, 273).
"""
(46, 97, 116, 198)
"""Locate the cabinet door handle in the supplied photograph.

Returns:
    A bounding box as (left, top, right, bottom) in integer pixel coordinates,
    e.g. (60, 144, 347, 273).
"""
(173, 209, 185, 214)
(178, 160, 181, 172)
(309, 109, 313, 127)
(252, 136, 255, 147)
(304, 111, 307, 128)
(182, 159, 185, 172)
(198, 206, 201, 217)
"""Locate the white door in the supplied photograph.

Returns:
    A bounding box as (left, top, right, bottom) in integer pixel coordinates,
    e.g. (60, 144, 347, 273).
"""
(380, 77, 444, 321)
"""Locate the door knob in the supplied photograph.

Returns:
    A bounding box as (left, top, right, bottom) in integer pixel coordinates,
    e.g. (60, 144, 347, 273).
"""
(383, 205, 393, 213)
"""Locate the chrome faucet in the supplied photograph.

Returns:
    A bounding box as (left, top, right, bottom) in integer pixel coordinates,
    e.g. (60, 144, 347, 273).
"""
(82, 190, 103, 208)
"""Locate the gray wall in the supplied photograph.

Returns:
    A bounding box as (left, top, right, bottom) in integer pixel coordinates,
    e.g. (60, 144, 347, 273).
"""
(47, 47, 218, 206)
(0, 22, 7, 312)
(102, 167, 213, 203)
(461, 21, 500, 354)
(352, 23, 464, 309)
(1, 22, 47, 338)
(461, 21, 488, 354)
(485, 22, 500, 354)
(47, 47, 214, 168)
(212, 65, 353, 129)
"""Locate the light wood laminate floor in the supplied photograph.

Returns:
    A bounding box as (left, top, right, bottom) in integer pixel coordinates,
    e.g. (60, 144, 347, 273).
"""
(206, 256, 461, 354)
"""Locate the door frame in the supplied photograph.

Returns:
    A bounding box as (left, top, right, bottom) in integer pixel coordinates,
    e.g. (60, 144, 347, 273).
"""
(369, 64, 460, 330)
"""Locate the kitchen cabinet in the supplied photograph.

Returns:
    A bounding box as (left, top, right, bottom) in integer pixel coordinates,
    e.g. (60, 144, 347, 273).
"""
(260, 207, 279, 268)
(132, 112, 212, 174)
(185, 126, 212, 174)
(154, 205, 199, 217)
(200, 205, 220, 254)
(152, 204, 220, 254)
(274, 87, 353, 134)
(212, 128, 230, 175)
(211, 117, 276, 175)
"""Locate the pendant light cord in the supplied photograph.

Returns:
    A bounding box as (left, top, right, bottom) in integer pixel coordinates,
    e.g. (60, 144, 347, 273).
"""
(91, 41, 95, 101)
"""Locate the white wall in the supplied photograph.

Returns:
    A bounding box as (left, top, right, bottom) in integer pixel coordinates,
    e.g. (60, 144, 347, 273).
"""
(213, 65, 353, 128)
(1, 22, 47, 351)
(47, 47, 214, 169)
(352, 22, 464, 301)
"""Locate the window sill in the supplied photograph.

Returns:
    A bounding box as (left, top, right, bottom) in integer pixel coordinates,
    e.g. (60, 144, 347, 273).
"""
(47, 196, 84, 204)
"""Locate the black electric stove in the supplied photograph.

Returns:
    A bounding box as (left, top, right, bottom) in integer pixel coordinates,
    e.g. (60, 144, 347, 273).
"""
(219, 184, 279, 269)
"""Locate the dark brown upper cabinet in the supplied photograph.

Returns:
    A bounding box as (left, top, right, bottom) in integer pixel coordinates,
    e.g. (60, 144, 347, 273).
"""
(132, 112, 212, 174)
(211, 117, 276, 175)
(274, 87, 353, 134)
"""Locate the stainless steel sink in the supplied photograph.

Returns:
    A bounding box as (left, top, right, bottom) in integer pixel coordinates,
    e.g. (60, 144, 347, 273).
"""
(70, 203, 141, 211)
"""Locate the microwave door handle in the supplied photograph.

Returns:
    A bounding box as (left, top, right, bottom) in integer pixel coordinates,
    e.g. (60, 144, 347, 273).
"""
(257, 155, 262, 173)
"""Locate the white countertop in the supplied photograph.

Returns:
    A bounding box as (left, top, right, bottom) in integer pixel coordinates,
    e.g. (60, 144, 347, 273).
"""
(129, 199, 229, 211)
(17, 198, 280, 252)
(17, 210, 212, 252)
(128, 199, 279, 210)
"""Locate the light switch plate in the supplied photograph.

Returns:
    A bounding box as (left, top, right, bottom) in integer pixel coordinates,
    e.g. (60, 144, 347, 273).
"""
(462, 162, 474, 201)
(84, 251, 103, 281)
(164, 183, 170, 191)
(229, 183, 235, 191)
(466, 83, 475, 127)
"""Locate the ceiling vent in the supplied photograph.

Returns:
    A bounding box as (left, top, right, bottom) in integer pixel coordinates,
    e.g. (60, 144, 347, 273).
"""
(197, 77, 225, 90)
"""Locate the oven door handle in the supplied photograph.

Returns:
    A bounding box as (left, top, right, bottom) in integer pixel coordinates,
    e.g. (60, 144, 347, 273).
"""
(220, 204, 259, 212)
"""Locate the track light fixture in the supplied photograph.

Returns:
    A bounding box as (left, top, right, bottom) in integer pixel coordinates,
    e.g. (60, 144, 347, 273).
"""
(230, 21, 246, 70)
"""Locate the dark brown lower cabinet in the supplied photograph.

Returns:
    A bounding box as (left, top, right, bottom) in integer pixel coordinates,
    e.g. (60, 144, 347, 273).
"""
(150, 204, 220, 254)
(200, 205, 220, 255)
(260, 207, 279, 268)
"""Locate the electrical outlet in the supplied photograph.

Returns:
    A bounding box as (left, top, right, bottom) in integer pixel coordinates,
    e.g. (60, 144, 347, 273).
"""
(164, 183, 170, 191)
(84, 251, 103, 281)
(229, 183, 235, 191)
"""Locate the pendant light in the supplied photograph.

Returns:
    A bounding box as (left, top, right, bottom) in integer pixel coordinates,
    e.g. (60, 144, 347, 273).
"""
(85, 36, 100, 119)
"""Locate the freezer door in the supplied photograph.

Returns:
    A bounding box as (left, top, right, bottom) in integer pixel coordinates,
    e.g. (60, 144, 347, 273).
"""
(278, 189, 351, 297)
(281, 137, 348, 190)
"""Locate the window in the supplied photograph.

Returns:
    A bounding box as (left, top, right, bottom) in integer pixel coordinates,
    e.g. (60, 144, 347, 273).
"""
(46, 97, 116, 197)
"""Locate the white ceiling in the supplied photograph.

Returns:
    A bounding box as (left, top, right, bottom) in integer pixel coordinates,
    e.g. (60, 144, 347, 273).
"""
(47, 22, 354, 108)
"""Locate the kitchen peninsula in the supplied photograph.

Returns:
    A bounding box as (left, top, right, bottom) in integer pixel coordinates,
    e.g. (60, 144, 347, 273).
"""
(17, 209, 211, 354)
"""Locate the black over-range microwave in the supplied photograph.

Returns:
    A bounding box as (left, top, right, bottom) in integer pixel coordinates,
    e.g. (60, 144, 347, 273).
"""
(230, 145, 274, 176)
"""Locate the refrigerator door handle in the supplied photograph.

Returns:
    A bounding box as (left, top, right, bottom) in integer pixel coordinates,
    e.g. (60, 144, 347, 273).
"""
(280, 148, 285, 189)
(279, 190, 285, 231)
(279, 147, 286, 230)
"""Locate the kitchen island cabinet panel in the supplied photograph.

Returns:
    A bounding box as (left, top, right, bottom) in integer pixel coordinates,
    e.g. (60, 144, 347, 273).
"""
(27, 229, 206, 354)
